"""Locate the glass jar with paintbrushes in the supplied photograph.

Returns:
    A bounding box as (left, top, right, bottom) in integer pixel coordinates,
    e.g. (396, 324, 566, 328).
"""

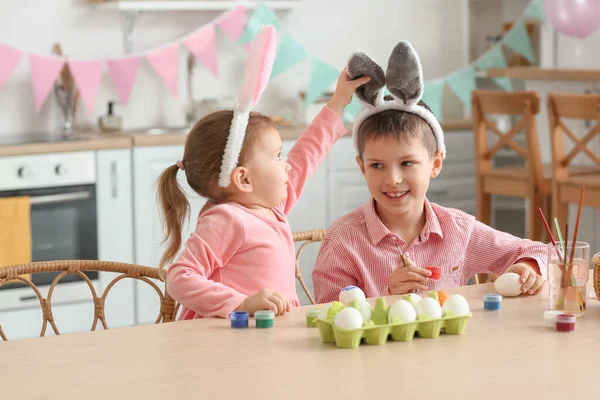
(539, 187, 588, 317)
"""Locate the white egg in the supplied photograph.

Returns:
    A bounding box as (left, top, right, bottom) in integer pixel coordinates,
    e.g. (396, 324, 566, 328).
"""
(494, 272, 522, 297)
(404, 293, 422, 306)
(356, 300, 373, 321)
(415, 297, 443, 320)
(333, 307, 364, 330)
(442, 294, 470, 317)
(339, 285, 366, 306)
(319, 303, 332, 320)
(387, 299, 417, 324)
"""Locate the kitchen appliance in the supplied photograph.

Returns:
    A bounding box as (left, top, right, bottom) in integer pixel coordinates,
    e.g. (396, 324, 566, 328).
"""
(0, 151, 99, 310)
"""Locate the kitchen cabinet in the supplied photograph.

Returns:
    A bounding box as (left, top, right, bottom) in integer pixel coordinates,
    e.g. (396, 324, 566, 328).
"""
(96, 149, 136, 328)
(131, 145, 208, 324)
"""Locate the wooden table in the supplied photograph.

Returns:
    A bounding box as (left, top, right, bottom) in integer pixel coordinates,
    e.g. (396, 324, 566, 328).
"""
(1, 276, 599, 400)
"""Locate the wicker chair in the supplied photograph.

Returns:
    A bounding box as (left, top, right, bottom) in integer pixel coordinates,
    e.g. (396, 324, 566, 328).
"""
(293, 229, 327, 305)
(0, 260, 179, 341)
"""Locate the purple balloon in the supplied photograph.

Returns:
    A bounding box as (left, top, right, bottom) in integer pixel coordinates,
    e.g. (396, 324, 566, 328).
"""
(544, 0, 600, 39)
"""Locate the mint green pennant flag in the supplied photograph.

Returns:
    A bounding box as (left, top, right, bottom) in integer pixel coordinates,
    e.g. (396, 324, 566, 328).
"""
(420, 79, 445, 119)
(343, 96, 363, 122)
(493, 77, 513, 91)
(524, 0, 545, 21)
(446, 67, 476, 107)
(502, 21, 536, 64)
(305, 59, 339, 106)
(238, 3, 281, 45)
(475, 46, 507, 71)
(271, 34, 308, 78)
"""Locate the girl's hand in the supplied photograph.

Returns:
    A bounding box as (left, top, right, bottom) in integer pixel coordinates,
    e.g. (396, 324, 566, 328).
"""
(388, 257, 432, 295)
(236, 289, 290, 316)
(505, 263, 544, 295)
(326, 68, 370, 116)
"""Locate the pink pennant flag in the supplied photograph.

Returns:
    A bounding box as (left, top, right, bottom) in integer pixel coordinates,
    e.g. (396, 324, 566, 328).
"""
(0, 43, 24, 89)
(28, 54, 65, 111)
(184, 24, 218, 77)
(146, 43, 180, 98)
(68, 60, 105, 115)
(107, 56, 140, 106)
(217, 4, 247, 41)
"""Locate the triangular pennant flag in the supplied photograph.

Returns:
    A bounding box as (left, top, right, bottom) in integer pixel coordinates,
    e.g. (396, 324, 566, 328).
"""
(0, 43, 24, 89)
(524, 0, 545, 21)
(421, 79, 445, 119)
(446, 67, 476, 107)
(107, 56, 141, 106)
(493, 77, 513, 91)
(28, 54, 65, 111)
(475, 46, 507, 71)
(217, 4, 247, 41)
(146, 43, 180, 98)
(305, 59, 339, 106)
(184, 24, 218, 77)
(68, 60, 105, 115)
(502, 21, 536, 64)
(271, 34, 308, 78)
(343, 96, 363, 123)
(239, 3, 281, 45)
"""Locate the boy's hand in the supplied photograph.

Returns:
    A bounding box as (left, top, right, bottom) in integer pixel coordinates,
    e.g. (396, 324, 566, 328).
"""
(388, 257, 432, 295)
(505, 262, 544, 295)
(326, 68, 370, 117)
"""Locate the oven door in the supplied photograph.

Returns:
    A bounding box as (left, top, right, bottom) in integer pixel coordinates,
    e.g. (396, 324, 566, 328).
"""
(0, 184, 99, 309)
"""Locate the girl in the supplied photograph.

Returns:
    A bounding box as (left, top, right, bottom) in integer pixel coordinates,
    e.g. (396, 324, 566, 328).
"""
(156, 69, 370, 319)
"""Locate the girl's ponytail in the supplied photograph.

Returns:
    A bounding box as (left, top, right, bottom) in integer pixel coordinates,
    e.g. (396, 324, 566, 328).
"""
(156, 164, 190, 279)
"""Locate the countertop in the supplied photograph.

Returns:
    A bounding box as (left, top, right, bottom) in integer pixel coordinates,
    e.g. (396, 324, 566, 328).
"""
(0, 119, 473, 157)
(487, 67, 600, 81)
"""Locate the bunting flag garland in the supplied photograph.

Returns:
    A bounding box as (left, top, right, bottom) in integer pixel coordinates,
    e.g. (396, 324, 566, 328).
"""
(0, 0, 557, 120)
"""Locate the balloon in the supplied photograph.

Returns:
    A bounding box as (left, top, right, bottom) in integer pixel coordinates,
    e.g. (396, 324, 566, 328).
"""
(544, 0, 600, 39)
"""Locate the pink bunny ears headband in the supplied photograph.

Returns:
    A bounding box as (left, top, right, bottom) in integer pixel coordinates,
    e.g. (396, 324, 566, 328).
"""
(217, 25, 277, 187)
(348, 41, 446, 158)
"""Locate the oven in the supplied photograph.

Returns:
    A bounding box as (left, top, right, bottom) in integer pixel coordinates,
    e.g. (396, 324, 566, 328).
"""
(0, 151, 100, 309)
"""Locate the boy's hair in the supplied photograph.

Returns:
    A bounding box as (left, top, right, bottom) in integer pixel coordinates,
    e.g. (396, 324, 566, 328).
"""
(156, 110, 273, 274)
(356, 100, 438, 159)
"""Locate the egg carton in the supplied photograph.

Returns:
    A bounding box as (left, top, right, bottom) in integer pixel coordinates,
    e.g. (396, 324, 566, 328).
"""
(315, 294, 472, 349)
(317, 313, 472, 349)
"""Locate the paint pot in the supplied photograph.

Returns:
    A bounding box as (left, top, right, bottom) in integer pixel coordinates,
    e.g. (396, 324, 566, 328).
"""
(426, 266, 441, 280)
(255, 310, 275, 328)
(555, 314, 576, 332)
(230, 311, 249, 329)
(483, 293, 502, 310)
(306, 308, 321, 327)
(543, 310, 563, 329)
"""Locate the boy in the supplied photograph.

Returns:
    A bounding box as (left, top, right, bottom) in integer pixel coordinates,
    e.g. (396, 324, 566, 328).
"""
(312, 41, 547, 304)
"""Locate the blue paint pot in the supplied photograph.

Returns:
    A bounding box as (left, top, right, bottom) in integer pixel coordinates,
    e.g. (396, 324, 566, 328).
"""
(483, 293, 502, 310)
(230, 311, 249, 328)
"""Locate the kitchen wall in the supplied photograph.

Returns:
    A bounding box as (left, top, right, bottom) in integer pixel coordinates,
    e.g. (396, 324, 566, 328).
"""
(0, 0, 469, 137)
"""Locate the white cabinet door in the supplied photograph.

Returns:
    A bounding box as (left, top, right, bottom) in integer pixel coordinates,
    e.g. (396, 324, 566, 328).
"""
(132, 145, 207, 325)
(96, 149, 136, 329)
(283, 140, 328, 305)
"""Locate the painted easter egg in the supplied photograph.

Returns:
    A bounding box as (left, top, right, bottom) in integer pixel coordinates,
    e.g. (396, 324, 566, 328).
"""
(387, 299, 417, 324)
(494, 272, 522, 297)
(415, 297, 443, 320)
(339, 285, 366, 306)
(334, 307, 364, 330)
(442, 294, 470, 317)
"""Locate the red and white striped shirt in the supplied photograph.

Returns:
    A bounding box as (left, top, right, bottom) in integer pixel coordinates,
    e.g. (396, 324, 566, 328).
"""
(312, 198, 548, 304)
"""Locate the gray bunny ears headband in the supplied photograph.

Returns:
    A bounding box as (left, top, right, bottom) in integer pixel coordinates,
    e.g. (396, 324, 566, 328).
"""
(348, 41, 446, 158)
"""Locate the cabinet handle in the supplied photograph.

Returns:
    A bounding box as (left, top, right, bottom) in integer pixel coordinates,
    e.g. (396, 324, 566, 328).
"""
(111, 161, 118, 199)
